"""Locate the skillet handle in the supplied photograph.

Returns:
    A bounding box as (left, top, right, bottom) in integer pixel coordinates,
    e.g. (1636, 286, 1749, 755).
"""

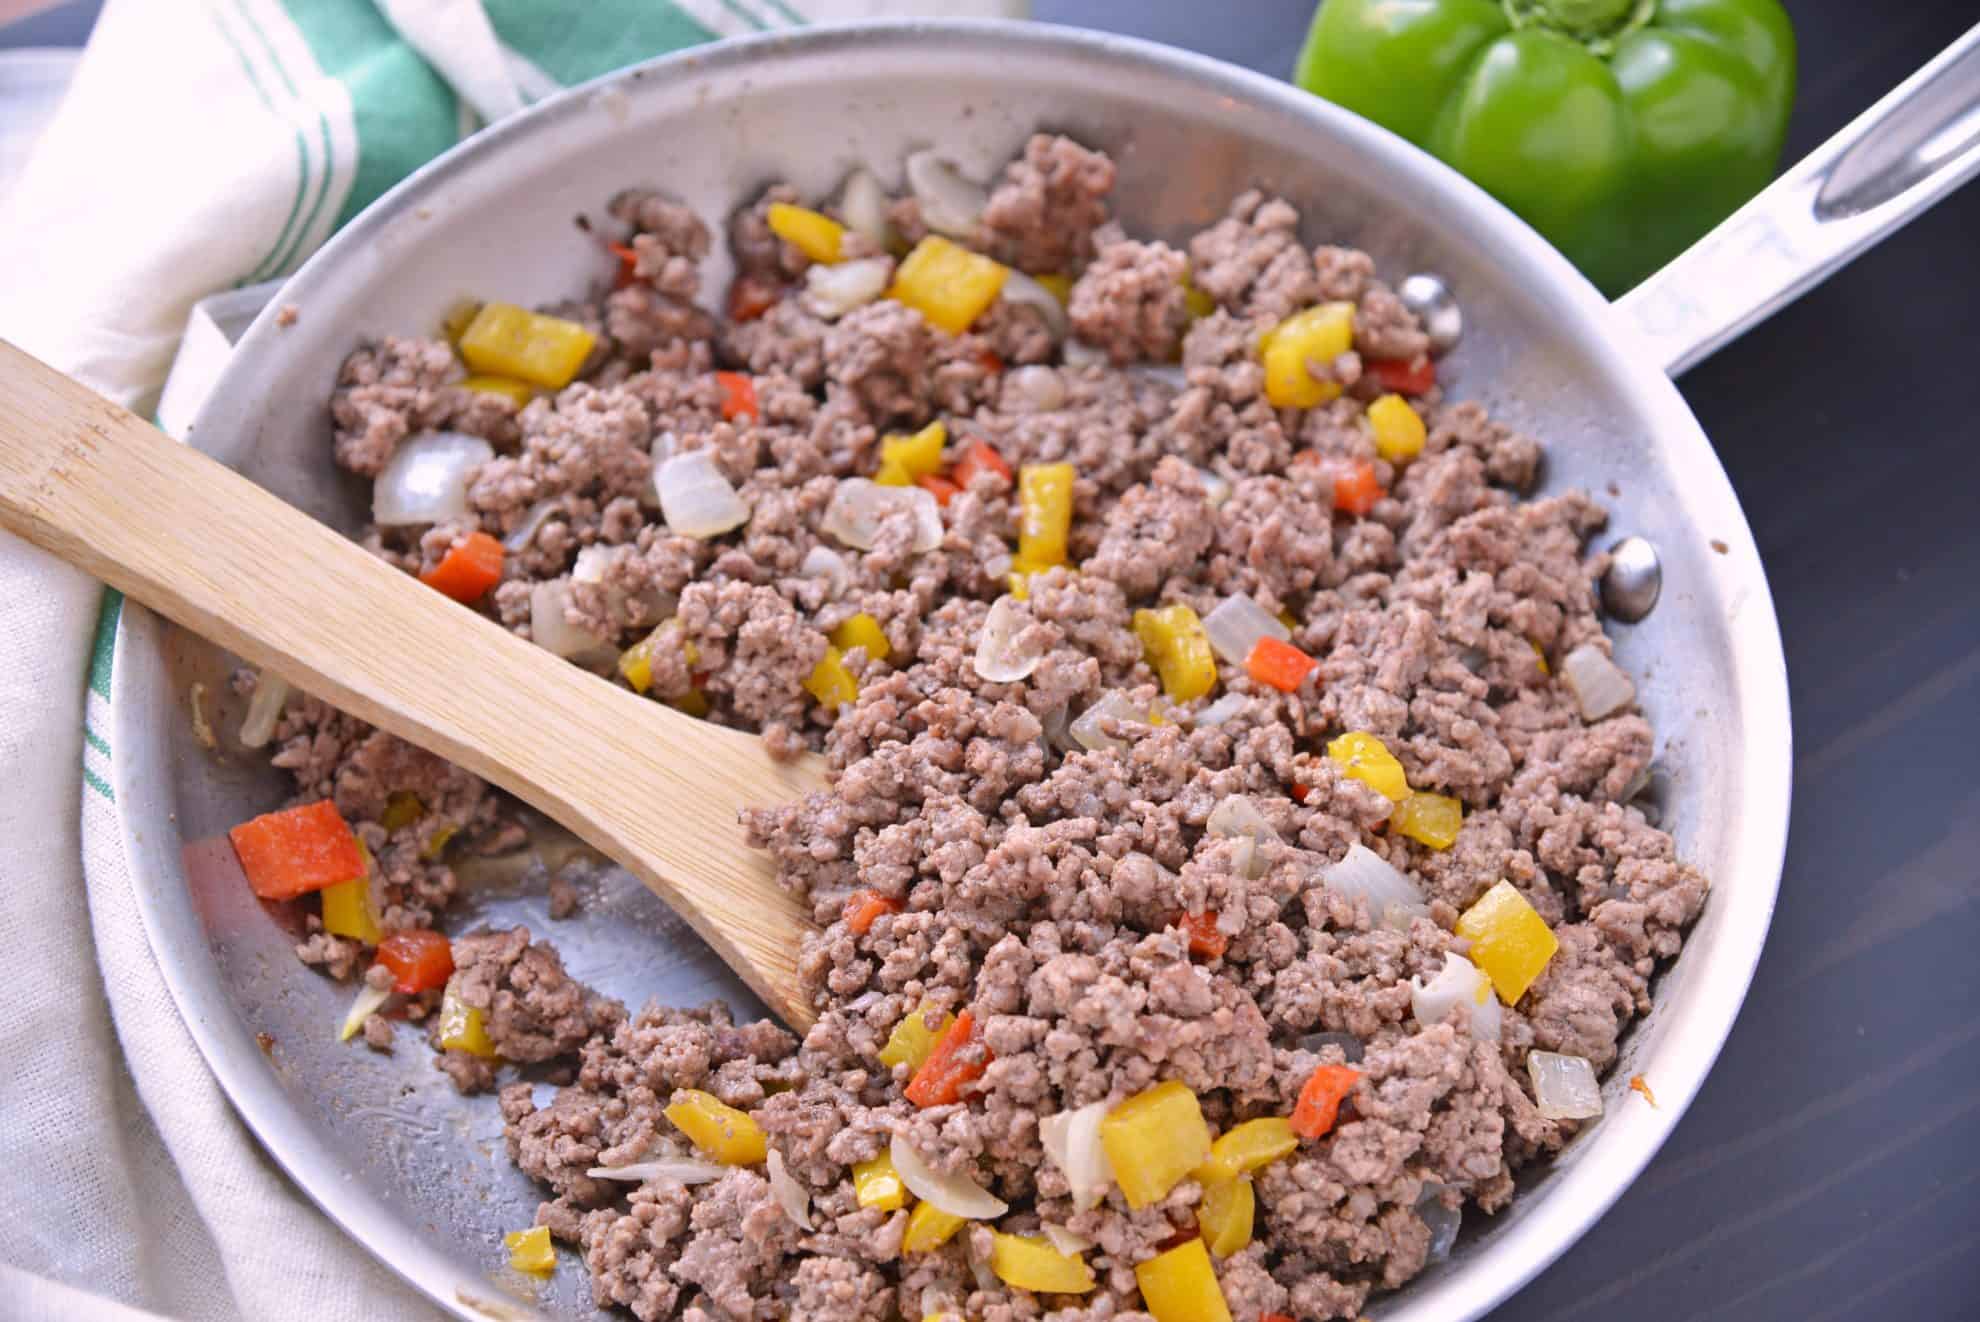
(1617, 21, 1980, 378)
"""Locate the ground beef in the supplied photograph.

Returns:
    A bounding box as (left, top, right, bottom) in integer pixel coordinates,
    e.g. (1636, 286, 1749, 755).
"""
(274, 139, 1710, 1322)
(981, 133, 1118, 274)
(1067, 230, 1190, 364)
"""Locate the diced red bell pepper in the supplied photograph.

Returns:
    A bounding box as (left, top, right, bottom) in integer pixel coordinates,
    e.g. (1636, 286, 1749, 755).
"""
(844, 888, 902, 935)
(229, 800, 365, 901)
(1262, 1313, 1298, 1322)
(727, 273, 780, 323)
(607, 241, 639, 291)
(1368, 355, 1436, 395)
(1332, 460, 1384, 517)
(904, 1009, 992, 1107)
(418, 531, 504, 604)
(1176, 911, 1227, 959)
(917, 474, 961, 507)
(1290, 782, 1311, 804)
(951, 440, 1013, 490)
(715, 370, 758, 423)
(1246, 637, 1317, 692)
(1291, 1063, 1361, 1139)
(374, 929, 455, 995)
(976, 348, 1005, 375)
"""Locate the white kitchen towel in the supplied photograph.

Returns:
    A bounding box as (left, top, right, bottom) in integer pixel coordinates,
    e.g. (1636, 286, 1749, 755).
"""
(0, 1, 1022, 1319)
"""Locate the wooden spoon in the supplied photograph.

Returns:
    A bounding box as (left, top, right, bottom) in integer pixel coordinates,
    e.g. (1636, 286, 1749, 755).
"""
(0, 340, 826, 1030)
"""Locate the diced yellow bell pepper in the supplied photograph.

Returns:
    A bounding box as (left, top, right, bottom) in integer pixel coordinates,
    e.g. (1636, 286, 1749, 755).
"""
(830, 612, 891, 662)
(1134, 1238, 1231, 1322)
(1327, 731, 1411, 802)
(319, 875, 380, 945)
(766, 202, 845, 265)
(1530, 639, 1550, 675)
(990, 1233, 1097, 1294)
(902, 1200, 967, 1254)
(1100, 1080, 1213, 1210)
(1181, 274, 1217, 320)
(1277, 607, 1298, 631)
(882, 420, 947, 479)
(1014, 463, 1075, 574)
(458, 374, 535, 408)
(1197, 1176, 1254, 1258)
(504, 1225, 555, 1275)
(420, 825, 456, 861)
(879, 1000, 955, 1072)
(1034, 273, 1073, 305)
(380, 790, 425, 832)
(1456, 880, 1560, 1005)
(888, 236, 1010, 336)
(1393, 791, 1464, 850)
(618, 635, 658, 694)
(853, 1152, 906, 1211)
(1367, 392, 1427, 463)
(438, 986, 498, 1058)
(440, 299, 482, 347)
(672, 689, 711, 718)
(1196, 1116, 1298, 1184)
(1007, 572, 1030, 602)
(665, 1089, 768, 1165)
(1133, 605, 1217, 704)
(804, 646, 858, 707)
(458, 302, 596, 390)
(1260, 302, 1356, 409)
(875, 458, 915, 487)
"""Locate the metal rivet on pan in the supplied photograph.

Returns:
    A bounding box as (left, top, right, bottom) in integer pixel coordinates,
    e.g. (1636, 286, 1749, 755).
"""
(1602, 536, 1662, 622)
(1399, 273, 1462, 356)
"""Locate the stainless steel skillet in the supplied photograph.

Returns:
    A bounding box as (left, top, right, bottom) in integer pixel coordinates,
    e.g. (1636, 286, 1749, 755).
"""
(100, 18, 1980, 1322)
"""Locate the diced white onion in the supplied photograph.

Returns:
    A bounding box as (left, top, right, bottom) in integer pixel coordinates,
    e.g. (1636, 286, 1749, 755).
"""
(585, 1157, 728, 1184)
(904, 150, 987, 237)
(656, 449, 750, 539)
(801, 256, 892, 320)
(765, 1148, 814, 1231)
(1198, 467, 1232, 509)
(1528, 1050, 1603, 1120)
(1208, 794, 1280, 845)
(1192, 691, 1248, 728)
(372, 431, 492, 526)
(973, 594, 1045, 684)
(571, 544, 612, 583)
(1416, 1182, 1462, 1263)
(1322, 843, 1429, 928)
(1037, 1102, 1113, 1211)
(529, 579, 611, 661)
(504, 497, 561, 552)
(337, 981, 393, 1042)
(238, 669, 291, 749)
(1041, 1224, 1094, 1256)
(799, 544, 852, 600)
(1560, 641, 1635, 721)
(890, 1133, 1008, 1220)
(1127, 363, 1187, 390)
(821, 478, 942, 553)
(1005, 364, 1068, 413)
(1409, 952, 1502, 1043)
(839, 167, 892, 248)
(1202, 595, 1292, 666)
(1061, 338, 1107, 368)
(1000, 271, 1068, 342)
(1069, 690, 1140, 752)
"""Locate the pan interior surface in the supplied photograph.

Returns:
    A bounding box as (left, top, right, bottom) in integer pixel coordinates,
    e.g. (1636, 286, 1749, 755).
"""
(110, 22, 1790, 1321)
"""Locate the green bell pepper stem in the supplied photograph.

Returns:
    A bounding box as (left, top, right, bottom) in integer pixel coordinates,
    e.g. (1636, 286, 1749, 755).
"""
(1295, 0, 1796, 296)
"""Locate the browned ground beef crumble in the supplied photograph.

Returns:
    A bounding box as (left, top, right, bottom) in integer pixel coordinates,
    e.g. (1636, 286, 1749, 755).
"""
(259, 133, 1705, 1320)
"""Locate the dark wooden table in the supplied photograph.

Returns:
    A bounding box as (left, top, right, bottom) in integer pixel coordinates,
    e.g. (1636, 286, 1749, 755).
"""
(1024, 2, 1980, 1319)
(10, 1, 1978, 1318)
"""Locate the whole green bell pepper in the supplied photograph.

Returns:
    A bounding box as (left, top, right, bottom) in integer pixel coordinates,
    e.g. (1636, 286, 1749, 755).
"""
(1294, 0, 1795, 295)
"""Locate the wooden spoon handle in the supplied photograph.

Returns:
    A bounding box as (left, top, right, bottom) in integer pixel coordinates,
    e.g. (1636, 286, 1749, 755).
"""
(0, 338, 822, 1029)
